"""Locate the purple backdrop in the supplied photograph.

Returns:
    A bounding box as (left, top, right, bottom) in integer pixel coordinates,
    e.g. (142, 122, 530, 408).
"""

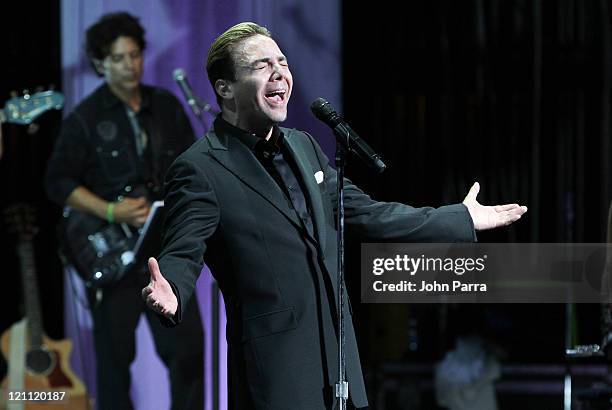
(60, 1, 341, 409)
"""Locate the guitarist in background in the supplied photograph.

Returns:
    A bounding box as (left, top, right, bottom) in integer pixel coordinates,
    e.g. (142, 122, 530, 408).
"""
(44, 12, 203, 410)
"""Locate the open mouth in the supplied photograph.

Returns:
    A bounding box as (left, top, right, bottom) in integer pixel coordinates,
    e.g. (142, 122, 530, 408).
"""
(264, 89, 287, 105)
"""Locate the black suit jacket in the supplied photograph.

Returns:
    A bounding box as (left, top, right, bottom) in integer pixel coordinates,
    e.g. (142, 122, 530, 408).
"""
(158, 121, 476, 409)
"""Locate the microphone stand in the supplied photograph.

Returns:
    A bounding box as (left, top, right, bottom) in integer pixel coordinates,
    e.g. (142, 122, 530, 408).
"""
(335, 129, 349, 410)
(312, 97, 386, 409)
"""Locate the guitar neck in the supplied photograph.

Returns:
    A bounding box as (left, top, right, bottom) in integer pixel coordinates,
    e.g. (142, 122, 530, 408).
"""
(16, 240, 44, 348)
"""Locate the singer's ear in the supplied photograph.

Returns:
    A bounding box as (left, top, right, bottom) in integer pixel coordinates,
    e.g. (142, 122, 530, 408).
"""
(215, 79, 233, 100)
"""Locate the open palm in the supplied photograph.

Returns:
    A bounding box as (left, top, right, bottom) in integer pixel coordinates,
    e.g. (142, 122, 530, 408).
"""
(462, 182, 527, 231)
(142, 257, 178, 318)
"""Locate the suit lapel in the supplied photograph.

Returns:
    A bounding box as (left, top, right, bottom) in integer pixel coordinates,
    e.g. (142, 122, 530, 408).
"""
(283, 129, 327, 251)
(206, 130, 303, 231)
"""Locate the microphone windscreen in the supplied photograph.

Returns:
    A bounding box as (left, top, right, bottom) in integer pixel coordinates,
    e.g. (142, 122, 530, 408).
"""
(310, 98, 340, 126)
(173, 68, 185, 81)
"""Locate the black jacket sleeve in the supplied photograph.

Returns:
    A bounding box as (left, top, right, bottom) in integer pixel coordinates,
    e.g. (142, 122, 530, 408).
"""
(304, 132, 477, 243)
(45, 112, 91, 206)
(157, 154, 220, 323)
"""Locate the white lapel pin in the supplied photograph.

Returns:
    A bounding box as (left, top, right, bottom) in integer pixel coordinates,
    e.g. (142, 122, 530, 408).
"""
(314, 171, 324, 184)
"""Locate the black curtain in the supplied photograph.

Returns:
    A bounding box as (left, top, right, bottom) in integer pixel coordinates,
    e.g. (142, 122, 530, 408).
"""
(343, 0, 611, 244)
(342, 0, 612, 381)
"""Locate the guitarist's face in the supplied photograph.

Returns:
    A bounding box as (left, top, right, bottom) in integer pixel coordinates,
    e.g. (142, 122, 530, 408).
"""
(98, 36, 143, 96)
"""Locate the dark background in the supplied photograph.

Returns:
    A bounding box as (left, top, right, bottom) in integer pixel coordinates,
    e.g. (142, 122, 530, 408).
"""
(0, 0, 63, 339)
(340, 1, 610, 407)
(1, 0, 609, 408)
(341, 0, 608, 358)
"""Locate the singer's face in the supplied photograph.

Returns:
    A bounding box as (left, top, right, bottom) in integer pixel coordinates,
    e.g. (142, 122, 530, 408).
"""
(229, 35, 292, 133)
(98, 36, 143, 95)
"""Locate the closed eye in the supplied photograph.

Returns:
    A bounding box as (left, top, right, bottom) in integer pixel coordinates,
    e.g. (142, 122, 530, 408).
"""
(249, 57, 289, 70)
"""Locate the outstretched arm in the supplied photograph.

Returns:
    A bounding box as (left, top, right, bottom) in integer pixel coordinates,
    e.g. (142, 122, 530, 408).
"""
(141, 154, 220, 323)
(462, 182, 527, 231)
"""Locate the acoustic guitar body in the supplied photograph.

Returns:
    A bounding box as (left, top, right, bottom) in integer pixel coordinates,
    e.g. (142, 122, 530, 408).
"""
(0, 321, 91, 409)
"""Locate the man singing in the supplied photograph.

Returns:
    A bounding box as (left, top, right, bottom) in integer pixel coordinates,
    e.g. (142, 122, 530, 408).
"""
(143, 22, 526, 409)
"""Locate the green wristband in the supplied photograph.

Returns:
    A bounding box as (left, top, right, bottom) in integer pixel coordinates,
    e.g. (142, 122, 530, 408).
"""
(106, 202, 115, 223)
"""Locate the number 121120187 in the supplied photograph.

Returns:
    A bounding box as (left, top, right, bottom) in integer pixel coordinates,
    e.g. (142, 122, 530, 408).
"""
(7, 390, 66, 402)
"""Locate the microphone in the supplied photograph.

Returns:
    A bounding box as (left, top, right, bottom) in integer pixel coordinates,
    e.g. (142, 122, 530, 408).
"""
(310, 98, 386, 173)
(173, 68, 203, 117)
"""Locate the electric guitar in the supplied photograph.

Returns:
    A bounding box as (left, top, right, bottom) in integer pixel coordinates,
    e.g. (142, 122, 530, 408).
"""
(0, 90, 64, 125)
(0, 204, 91, 409)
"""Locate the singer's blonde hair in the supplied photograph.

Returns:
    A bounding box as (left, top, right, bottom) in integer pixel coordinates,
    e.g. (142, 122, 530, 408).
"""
(206, 22, 272, 105)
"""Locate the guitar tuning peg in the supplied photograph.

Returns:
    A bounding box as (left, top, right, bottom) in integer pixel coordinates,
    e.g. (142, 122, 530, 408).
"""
(23, 89, 30, 98)
(10, 90, 18, 98)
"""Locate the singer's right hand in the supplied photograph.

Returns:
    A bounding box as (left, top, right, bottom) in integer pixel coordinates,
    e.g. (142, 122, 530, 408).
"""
(142, 257, 178, 318)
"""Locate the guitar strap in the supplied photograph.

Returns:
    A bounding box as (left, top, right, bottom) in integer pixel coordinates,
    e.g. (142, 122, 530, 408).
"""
(7, 318, 26, 410)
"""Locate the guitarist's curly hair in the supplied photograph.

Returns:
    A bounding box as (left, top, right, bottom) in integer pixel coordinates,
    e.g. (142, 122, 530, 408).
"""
(85, 12, 146, 76)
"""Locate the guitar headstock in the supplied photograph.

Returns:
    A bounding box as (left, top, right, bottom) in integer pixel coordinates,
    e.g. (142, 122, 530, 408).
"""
(2, 90, 65, 125)
(4, 203, 38, 242)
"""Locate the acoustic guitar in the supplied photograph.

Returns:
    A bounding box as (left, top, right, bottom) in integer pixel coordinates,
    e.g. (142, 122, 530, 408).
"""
(1, 204, 91, 409)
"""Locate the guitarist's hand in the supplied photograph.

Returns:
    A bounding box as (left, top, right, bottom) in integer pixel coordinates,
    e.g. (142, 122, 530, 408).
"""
(114, 197, 149, 227)
(142, 257, 178, 318)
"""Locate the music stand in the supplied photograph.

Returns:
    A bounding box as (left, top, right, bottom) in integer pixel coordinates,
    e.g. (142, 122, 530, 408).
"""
(130, 200, 166, 269)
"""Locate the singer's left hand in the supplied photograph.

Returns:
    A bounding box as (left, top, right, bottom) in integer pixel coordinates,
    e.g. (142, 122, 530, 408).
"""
(462, 182, 527, 230)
